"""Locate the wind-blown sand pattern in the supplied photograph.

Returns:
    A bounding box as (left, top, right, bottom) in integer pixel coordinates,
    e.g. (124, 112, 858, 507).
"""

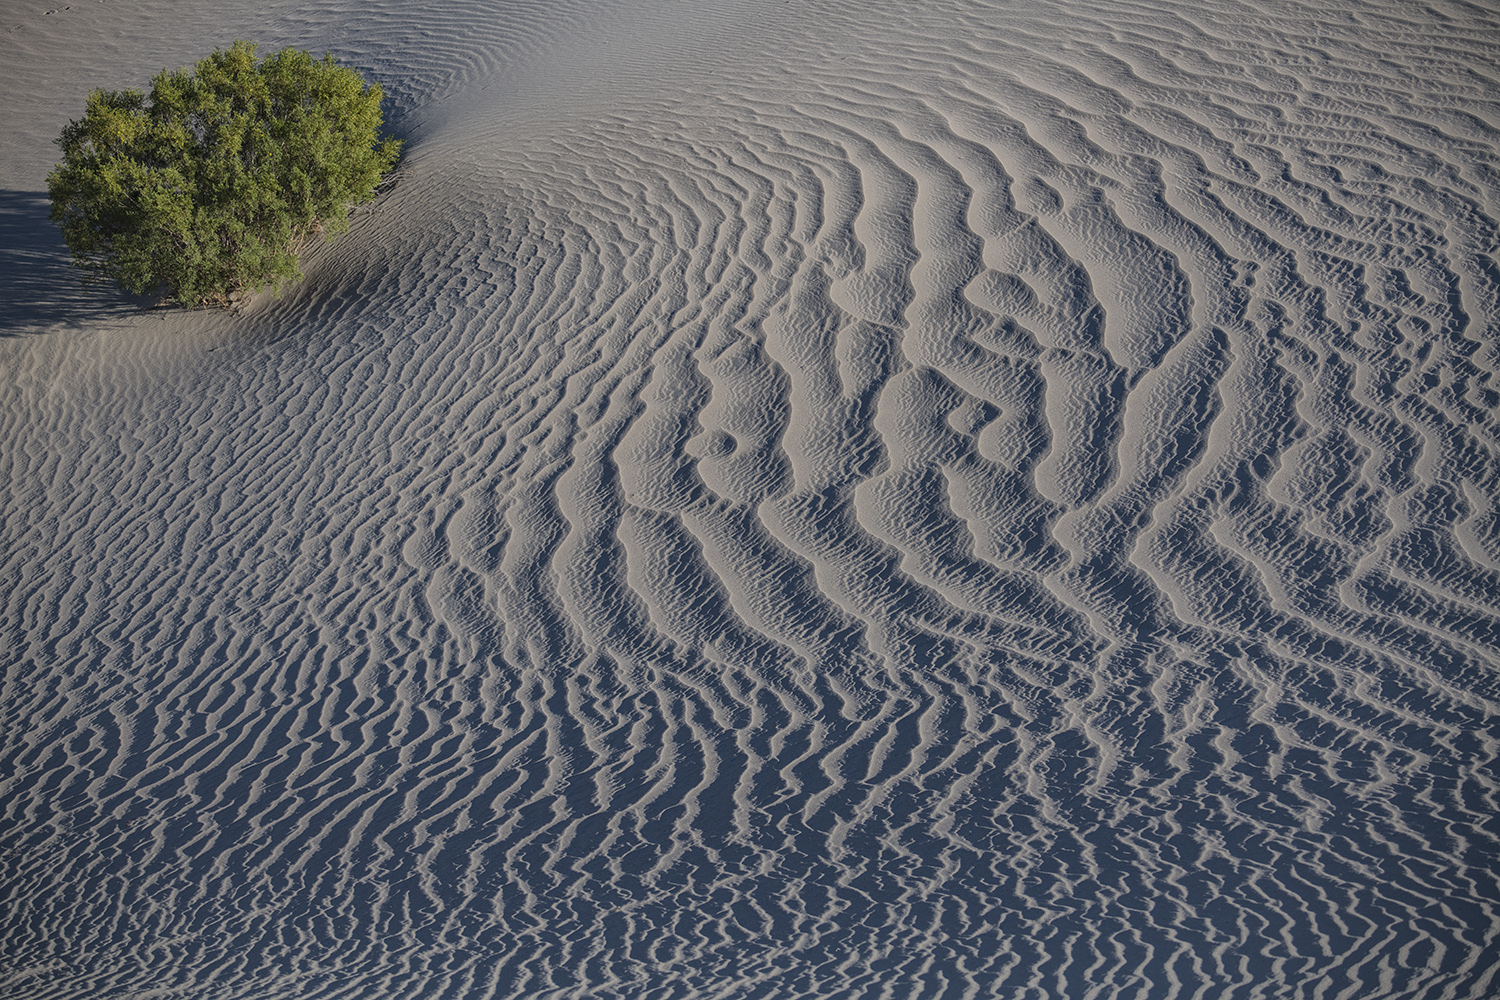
(2, 1, 1498, 997)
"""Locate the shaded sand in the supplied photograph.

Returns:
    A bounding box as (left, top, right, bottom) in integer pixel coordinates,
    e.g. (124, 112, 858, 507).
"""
(2, 0, 1499, 997)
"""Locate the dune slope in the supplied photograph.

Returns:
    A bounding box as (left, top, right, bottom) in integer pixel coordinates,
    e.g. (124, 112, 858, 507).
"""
(2, 1, 1498, 997)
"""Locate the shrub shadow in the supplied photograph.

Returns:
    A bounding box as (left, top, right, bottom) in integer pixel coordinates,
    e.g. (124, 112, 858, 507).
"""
(0, 189, 153, 334)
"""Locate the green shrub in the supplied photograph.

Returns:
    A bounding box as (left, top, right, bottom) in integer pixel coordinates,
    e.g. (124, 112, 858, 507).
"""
(47, 40, 402, 309)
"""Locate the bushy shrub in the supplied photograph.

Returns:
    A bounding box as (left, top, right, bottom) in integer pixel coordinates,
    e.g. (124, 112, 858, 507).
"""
(47, 41, 402, 308)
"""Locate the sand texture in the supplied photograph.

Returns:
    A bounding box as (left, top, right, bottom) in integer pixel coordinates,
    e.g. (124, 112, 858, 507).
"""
(2, 0, 1498, 997)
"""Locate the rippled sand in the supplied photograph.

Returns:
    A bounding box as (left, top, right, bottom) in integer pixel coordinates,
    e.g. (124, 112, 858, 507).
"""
(2, 1, 1498, 997)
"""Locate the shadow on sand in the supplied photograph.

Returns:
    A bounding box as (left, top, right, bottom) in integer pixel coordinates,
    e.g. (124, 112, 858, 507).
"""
(0, 189, 153, 334)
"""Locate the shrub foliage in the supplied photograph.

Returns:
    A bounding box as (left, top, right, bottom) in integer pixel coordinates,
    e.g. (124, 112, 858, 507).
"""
(47, 41, 402, 308)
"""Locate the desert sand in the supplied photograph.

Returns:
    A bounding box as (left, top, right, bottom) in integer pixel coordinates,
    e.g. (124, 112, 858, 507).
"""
(2, 0, 1498, 997)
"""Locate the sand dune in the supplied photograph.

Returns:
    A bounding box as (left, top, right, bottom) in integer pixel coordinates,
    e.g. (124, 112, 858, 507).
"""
(2, 0, 1498, 997)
